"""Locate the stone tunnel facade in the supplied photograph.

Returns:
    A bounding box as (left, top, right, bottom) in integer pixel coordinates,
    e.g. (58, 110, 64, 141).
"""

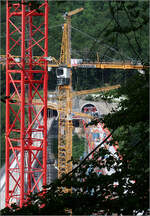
(73, 98, 117, 116)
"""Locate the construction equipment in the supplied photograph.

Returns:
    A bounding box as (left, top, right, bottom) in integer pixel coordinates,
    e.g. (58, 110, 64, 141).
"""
(5, 0, 48, 208)
(56, 8, 84, 178)
(72, 85, 121, 97)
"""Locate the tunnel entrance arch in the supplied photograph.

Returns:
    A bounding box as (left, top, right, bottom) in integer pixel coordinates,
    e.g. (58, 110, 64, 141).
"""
(81, 103, 99, 118)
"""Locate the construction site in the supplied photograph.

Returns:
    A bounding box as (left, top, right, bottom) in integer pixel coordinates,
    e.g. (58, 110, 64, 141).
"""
(0, 0, 149, 213)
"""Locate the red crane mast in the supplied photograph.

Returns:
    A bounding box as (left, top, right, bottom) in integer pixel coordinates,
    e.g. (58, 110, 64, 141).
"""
(5, 0, 48, 207)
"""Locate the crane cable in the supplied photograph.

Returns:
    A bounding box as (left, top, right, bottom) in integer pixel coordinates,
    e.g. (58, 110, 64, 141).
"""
(71, 25, 132, 61)
(122, 4, 143, 63)
(108, 2, 143, 64)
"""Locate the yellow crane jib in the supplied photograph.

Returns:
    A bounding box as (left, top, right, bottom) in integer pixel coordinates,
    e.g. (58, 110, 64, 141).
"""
(64, 8, 84, 18)
(72, 85, 121, 97)
(59, 8, 84, 67)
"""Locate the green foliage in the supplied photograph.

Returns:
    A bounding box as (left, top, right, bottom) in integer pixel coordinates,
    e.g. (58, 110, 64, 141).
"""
(72, 134, 85, 160)
(84, 94, 93, 101)
(104, 73, 149, 128)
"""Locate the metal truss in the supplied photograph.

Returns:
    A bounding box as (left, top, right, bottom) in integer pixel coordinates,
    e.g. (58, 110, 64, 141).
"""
(57, 85, 72, 178)
(5, 0, 48, 207)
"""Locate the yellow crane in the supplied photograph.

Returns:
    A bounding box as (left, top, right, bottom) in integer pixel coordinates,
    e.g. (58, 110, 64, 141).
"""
(56, 8, 84, 178)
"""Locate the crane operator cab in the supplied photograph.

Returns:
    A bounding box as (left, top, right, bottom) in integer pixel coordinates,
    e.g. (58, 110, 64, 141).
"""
(56, 67, 70, 86)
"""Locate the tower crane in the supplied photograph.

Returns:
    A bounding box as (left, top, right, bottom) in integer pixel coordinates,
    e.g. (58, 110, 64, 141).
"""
(56, 8, 84, 178)
(4, 0, 49, 208)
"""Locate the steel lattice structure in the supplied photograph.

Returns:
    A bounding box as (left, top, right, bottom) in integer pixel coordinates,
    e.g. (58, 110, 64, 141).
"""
(5, 0, 48, 207)
(57, 18, 72, 178)
(57, 85, 73, 178)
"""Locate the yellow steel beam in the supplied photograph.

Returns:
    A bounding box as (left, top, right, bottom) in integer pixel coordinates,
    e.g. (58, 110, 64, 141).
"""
(76, 62, 149, 70)
(73, 111, 93, 119)
(73, 84, 120, 96)
(1, 54, 149, 70)
(67, 8, 84, 17)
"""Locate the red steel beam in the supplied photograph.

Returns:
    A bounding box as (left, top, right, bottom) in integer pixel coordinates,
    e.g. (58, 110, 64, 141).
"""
(5, 0, 49, 207)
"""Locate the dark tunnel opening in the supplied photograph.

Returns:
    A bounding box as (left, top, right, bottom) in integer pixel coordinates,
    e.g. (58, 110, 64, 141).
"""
(41, 108, 58, 118)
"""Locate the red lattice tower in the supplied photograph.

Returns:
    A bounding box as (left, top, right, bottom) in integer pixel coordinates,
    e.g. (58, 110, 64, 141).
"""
(5, 0, 48, 207)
